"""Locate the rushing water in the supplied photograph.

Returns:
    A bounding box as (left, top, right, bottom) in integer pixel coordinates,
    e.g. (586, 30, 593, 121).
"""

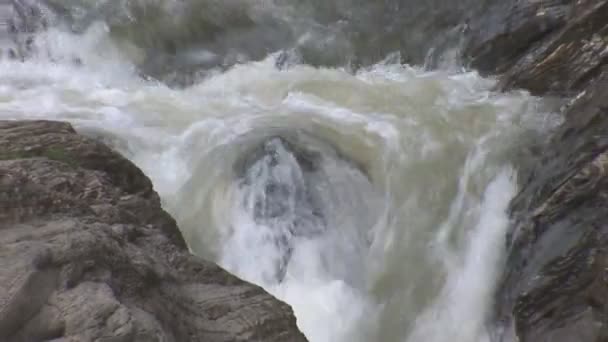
(1, 8, 561, 342)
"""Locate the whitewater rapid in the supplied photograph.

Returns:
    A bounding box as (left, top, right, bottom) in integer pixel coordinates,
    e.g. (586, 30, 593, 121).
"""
(0, 25, 561, 342)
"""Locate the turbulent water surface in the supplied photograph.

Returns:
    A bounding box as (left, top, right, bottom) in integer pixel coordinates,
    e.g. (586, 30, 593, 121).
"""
(1, 4, 561, 341)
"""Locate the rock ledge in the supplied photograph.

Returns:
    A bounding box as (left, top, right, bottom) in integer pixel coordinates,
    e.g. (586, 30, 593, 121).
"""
(0, 120, 307, 342)
(465, 1, 608, 341)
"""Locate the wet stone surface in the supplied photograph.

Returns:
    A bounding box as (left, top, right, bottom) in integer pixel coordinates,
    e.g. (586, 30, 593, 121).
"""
(0, 120, 307, 342)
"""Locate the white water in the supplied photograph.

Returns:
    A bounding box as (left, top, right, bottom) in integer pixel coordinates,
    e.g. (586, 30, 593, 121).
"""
(0, 26, 561, 342)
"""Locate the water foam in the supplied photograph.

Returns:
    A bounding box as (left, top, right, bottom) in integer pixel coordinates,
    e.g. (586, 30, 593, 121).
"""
(0, 28, 562, 341)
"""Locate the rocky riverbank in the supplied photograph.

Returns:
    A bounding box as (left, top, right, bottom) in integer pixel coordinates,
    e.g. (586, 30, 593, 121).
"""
(0, 121, 307, 341)
(464, 1, 608, 341)
(1, 1, 606, 341)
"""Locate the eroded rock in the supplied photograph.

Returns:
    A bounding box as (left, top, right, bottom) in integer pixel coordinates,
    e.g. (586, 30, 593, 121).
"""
(495, 70, 608, 342)
(465, 1, 608, 341)
(0, 120, 307, 342)
(465, 0, 608, 95)
(465, 0, 574, 76)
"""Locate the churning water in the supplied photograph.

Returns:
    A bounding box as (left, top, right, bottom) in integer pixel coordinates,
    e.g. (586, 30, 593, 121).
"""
(0, 7, 561, 342)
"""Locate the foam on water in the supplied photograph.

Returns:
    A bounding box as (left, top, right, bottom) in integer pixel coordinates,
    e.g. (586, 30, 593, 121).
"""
(0, 26, 562, 342)
(407, 168, 517, 342)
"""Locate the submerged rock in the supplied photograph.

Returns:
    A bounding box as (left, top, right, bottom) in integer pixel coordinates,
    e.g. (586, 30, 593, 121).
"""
(466, 1, 608, 341)
(0, 121, 307, 342)
(236, 137, 326, 282)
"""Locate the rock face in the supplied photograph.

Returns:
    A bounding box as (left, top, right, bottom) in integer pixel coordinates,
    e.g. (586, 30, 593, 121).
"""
(26, 0, 486, 85)
(465, 1, 608, 341)
(466, 0, 608, 96)
(0, 121, 307, 342)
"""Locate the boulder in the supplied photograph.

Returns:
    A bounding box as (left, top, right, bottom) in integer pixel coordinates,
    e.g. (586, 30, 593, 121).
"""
(0, 120, 307, 342)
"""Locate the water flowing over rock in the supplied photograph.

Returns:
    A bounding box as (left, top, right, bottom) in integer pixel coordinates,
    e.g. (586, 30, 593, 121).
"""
(235, 137, 327, 283)
(0, 120, 307, 342)
(3, 0, 604, 340)
(465, 1, 608, 341)
(0, 0, 51, 60)
(16, 0, 488, 86)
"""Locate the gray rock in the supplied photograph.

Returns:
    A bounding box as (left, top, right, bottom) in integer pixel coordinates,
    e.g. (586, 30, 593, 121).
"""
(465, 0, 608, 95)
(465, 1, 608, 341)
(496, 70, 608, 342)
(38, 0, 487, 85)
(464, 0, 574, 76)
(497, 0, 608, 95)
(0, 120, 307, 342)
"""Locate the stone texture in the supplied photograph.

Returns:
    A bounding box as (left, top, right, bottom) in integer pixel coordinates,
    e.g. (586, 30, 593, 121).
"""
(465, 0, 608, 95)
(465, 0, 575, 76)
(465, 1, 608, 341)
(497, 0, 608, 95)
(0, 120, 307, 342)
(495, 70, 608, 342)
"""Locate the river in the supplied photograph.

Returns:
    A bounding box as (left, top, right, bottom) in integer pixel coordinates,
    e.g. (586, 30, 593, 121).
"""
(0, 2, 562, 341)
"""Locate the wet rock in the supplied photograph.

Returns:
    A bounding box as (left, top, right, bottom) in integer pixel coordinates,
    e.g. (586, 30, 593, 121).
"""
(236, 137, 326, 282)
(465, 0, 608, 95)
(38, 0, 487, 85)
(495, 70, 608, 342)
(465, 1, 608, 341)
(497, 1, 608, 95)
(0, 121, 307, 342)
(464, 0, 574, 76)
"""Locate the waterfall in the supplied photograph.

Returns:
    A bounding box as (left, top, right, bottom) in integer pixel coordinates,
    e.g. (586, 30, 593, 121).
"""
(0, 2, 562, 341)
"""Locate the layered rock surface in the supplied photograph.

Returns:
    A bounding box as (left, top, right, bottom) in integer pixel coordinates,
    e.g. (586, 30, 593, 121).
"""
(0, 120, 307, 342)
(465, 1, 608, 341)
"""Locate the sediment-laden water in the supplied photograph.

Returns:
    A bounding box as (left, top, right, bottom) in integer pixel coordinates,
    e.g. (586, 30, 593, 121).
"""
(0, 3, 562, 341)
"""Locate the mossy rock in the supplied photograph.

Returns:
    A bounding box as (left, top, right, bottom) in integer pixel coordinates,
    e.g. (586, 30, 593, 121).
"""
(0, 147, 78, 167)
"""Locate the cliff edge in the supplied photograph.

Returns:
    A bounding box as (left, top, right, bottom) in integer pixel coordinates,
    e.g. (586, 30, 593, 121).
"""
(465, 1, 608, 341)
